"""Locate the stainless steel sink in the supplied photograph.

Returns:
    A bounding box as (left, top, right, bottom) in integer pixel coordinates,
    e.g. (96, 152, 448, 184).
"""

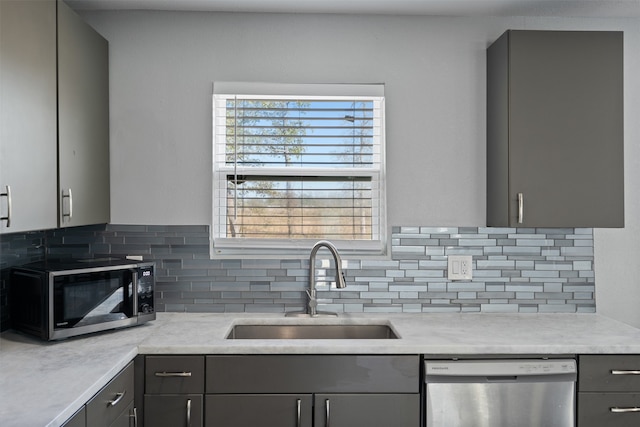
(226, 324, 398, 339)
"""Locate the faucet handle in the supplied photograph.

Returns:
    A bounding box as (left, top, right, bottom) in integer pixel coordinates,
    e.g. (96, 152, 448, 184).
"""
(306, 289, 318, 307)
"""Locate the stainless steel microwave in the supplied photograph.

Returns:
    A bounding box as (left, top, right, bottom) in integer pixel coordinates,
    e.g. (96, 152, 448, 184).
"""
(10, 258, 155, 340)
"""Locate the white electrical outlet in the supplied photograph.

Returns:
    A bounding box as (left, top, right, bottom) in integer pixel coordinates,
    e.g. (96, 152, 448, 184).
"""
(448, 255, 473, 281)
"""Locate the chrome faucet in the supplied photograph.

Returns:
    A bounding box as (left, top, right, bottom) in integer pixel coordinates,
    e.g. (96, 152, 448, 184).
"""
(287, 240, 347, 317)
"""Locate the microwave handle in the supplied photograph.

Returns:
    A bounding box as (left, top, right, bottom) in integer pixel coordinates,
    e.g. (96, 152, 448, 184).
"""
(132, 269, 139, 316)
(1, 185, 12, 227)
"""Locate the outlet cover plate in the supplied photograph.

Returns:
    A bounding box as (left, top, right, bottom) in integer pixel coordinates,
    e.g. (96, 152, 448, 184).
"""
(448, 255, 472, 281)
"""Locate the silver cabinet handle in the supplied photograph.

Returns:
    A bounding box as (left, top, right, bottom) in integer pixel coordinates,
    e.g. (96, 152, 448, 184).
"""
(186, 398, 192, 427)
(325, 399, 330, 427)
(130, 407, 138, 427)
(62, 188, 73, 221)
(296, 399, 301, 427)
(517, 192, 524, 224)
(154, 371, 192, 377)
(0, 185, 11, 227)
(108, 391, 126, 407)
(610, 407, 640, 413)
(611, 370, 640, 375)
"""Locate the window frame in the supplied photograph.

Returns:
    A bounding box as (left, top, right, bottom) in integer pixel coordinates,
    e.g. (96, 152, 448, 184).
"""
(211, 82, 387, 258)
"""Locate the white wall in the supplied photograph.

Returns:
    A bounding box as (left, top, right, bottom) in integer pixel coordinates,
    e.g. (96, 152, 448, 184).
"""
(82, 11, 640, 326)
(594, 23, 640, 328)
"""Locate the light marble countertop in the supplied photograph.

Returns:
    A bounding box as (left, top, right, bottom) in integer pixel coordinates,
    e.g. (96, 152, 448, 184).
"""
(3, 312, 640, 426)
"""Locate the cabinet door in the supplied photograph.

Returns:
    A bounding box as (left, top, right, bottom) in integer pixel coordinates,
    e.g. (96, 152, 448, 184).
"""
(86, 362, 135, 427)
(57, 0, 110, 227)
(0, 0, 58, 234)
(144, 395, 203, 427)
(314, 394, 420, 427)
(109, 401, 135, 427)
(205, 394, 312, 427)
(487, 30, 623, 227)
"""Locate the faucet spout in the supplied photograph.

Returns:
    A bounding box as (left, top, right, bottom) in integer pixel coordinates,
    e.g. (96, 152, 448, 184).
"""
(307, 240, 346, 317)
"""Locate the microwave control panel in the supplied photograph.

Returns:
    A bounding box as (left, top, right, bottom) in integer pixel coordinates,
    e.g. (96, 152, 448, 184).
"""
(137, 265, 155, 314)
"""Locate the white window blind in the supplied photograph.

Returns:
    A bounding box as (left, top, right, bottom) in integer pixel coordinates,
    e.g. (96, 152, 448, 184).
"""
(212, 83, 386, 256)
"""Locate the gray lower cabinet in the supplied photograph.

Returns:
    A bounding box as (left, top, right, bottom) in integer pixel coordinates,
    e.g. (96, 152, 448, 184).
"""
(86, 361, 136, 427)
(206, 355, 419, 394)
(62, 407, 86, 427)
(578, 355, 640, 427)
(62, 361, 136, 427)
(579, 393, 640, 427)
(205, 394, 313, 427)
(205, 393, 419, 427)
(140, 355, 419, 426)
(109, 402, 136, 427)
(486, 30, 624, 228)
(144, 395, 204, 427)
(313, 394, 419, 427)
(144, 355, 205, 427)
(205, 355, 420, 427)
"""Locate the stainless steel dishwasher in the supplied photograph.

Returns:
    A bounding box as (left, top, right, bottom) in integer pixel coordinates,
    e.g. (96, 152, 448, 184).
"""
(424, 358, 577, 427)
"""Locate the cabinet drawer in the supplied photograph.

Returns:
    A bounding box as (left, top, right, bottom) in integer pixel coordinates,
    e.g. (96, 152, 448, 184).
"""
(578, 392, 640, 427)
(86, 362, 134, 427)
(206, 355, 419, 394)
(580, 355, 640, 392)
(145, 356, 205, 394)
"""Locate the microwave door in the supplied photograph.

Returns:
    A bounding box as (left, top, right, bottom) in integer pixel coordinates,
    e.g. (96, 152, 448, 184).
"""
(55, 273, 134, 329)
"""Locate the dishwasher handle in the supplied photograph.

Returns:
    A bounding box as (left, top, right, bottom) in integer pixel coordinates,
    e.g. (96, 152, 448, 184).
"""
(486, 376, 518, 382)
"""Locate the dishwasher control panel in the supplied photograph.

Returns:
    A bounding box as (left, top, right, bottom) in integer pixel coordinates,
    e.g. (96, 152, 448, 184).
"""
(425, 359, 577, 377)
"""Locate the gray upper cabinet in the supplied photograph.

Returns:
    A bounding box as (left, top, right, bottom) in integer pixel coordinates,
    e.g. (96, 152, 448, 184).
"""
(0, 0, 109, 234)
(487, 30, 624, 228)
(57, 0, 110, 227)
(0, 0, 58, 234)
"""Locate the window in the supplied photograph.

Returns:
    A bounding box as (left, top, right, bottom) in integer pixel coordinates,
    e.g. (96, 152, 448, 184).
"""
(212, 83, 386, 256)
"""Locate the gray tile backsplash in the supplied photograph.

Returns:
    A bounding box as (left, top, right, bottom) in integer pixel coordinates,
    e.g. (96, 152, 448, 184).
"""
(0, 224, 595, 329)
(391, 226, 594, 313)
